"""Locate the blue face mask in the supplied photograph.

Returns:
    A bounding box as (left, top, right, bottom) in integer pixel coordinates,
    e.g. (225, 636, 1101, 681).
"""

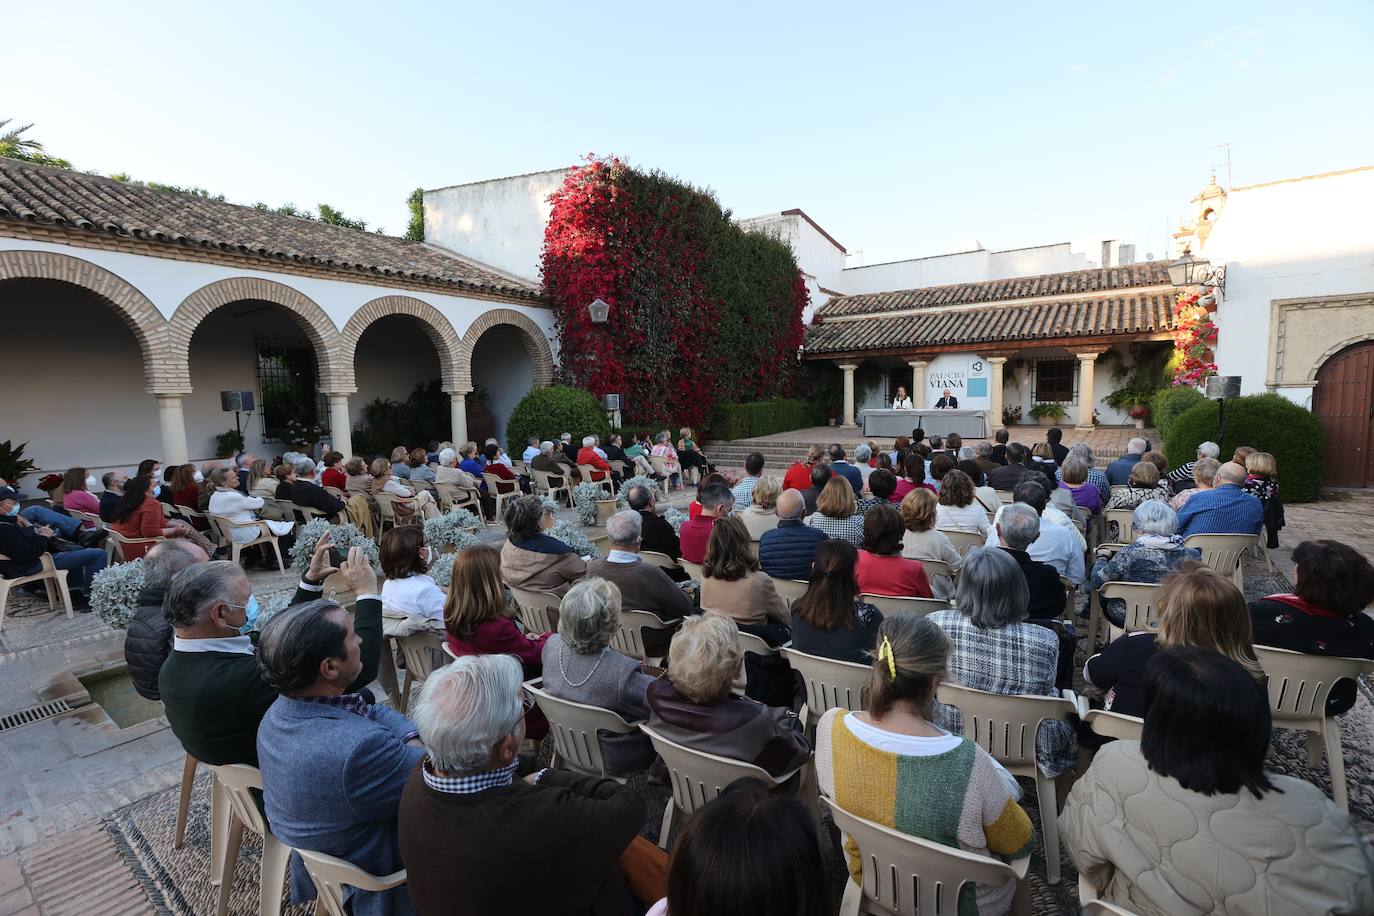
(238, 595, 260, 634)
(153, 484, 163, 498)
(5, 503, 18, 517)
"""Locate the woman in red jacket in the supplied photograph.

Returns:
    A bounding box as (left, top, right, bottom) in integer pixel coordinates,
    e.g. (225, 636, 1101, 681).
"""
(444, 545, 549, 737)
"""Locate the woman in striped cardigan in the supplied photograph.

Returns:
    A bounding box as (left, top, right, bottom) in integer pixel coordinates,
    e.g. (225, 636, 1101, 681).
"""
(815, 613, 1034, 916)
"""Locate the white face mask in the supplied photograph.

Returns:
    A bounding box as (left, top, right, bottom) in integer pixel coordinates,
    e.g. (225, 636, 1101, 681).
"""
(193, 470, 204, 483)
(86, 475, 98, 491)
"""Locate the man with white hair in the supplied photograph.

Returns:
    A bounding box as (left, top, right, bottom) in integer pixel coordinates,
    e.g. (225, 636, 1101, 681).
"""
(290, 456, 346, 518)
(1176, 461, 1264, 538)
(994, 502, 1069, 622)
(434, 447, 478, 489)
(984, 479, 1085, 584)
(1105, 437, 1148, 485)
(1165, 440, 1221, 493)
(559, 432, 578, 465)
(529, 440, 569, 487)
(398, 655, 648, 916)
(577, 435, 620, 487)
(758, 488, 828, 580)
(586, 510, 691, 629)
(521, 436, 541, 465)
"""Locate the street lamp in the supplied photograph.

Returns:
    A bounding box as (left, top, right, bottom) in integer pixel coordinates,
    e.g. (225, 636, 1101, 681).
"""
(587, 298, 610, 324)
(1166, 254, 1227, 295)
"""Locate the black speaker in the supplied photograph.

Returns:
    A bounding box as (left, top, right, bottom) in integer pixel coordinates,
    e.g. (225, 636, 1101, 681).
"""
(220, 390, 255, 411)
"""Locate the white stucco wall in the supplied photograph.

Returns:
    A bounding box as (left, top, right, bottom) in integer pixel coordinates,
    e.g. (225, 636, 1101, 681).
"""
(840, 240, 1128, 297)
(423, 169, 571, 284)
(1201, 167, 1374, 404)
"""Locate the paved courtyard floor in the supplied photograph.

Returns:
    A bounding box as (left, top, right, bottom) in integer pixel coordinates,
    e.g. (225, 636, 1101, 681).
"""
(0, 487, 1368, 914)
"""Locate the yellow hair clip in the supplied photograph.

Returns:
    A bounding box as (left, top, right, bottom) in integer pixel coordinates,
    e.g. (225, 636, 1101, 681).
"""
(878, 635, 897, 681)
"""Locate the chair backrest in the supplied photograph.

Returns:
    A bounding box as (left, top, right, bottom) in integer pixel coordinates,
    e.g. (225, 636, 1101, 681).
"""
(914, 557, 953, 579)
(210, 512, 266, 543)
(937, 529, 985, 555)
(609, 609, 679, 661)
(531, 469, 568, 492)
(1183, 533, 1257, 583)
(207, 763, 269, 838)
(410, 478, 435, 493)
(1079, 875, 1138, 915)
(861, 593, 952, 617)
(373, 490, 397, 522)
(69, 509, 105, 530)
(640, 550, 680, 571)
(323, 485, 346, 499)
(995, 489, 1015, 503)
(1083, 709, 1144, 742)
(109, 529, 166, 561)
(680, 559, 705, 581)
(508, 586, 557, 634)
(769, 577, 811, 606)
(294, 847, 407, 916)
(1058, 576, 1078, 622)
(640, 723, 798, 818)
(822, 796, 1020, 916)
(781, 647, 869, 717)
(736, 629, 777, 658)
(396, 630, 447, 684)
(482, 472, 505, 493)
(578, 463, 604, 483)
(1099, 581, 1164, 631)
(935, 682, 1075, 770)
(1254, 645, 1374, 726)
(525, 679, 638, 777)
(1103, 507, 1135, 542)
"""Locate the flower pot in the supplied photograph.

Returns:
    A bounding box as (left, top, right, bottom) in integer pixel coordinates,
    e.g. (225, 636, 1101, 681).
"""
(1134, 418, 1145, 429)
(827, 418, 838, 426)
(594, 499, 618, 526)
(1036, 415, 1062, 427)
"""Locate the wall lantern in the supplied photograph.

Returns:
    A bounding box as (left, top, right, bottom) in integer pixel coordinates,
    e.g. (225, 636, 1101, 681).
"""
(1166, 254, 1227, 295)
(588, 298, 611, 324)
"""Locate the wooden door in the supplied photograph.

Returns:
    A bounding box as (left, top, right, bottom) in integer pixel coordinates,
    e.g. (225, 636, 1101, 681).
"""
(1312, 342, 1374, 487)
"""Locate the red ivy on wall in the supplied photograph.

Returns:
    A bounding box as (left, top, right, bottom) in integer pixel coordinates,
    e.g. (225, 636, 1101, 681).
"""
(1171, 290, 1219, 387)
(541, 156, 808, 428)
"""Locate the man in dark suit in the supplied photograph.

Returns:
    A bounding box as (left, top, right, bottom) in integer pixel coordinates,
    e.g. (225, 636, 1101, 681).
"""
(828, 444, 863, 496)
(989, 429, 1009, 465)
(935, 389, 959, 409)
(1046, 427, 1069, 466)
(987, 443, 1032, 491)
(627, 484, 688, 582)
(560, 433, 579, 465)
(290, 458, 345, 519)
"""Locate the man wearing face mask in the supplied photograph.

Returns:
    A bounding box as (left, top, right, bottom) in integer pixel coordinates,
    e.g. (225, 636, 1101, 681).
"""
(0, 487, 108, 611)
(157, 534, 384, 766)
(99, 471, 128, 521)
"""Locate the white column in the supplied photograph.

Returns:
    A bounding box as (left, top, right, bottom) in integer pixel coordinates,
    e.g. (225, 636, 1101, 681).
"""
(449, 392, 469, 445)
(839, 364, 859, 427)
(328, 394, 353, 457)
(987, 356, 1008, 432)
(1076, 351, 1101, 429)
(908, 359, 929, 409)
(156, 395, 188, 465)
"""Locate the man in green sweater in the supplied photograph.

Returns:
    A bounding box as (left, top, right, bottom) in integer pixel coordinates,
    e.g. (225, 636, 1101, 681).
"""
(158, 534, 383, 766)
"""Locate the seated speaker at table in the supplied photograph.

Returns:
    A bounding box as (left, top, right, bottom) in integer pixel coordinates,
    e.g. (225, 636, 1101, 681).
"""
(935, 389, 959, 409)
(891, 386, 913, 409)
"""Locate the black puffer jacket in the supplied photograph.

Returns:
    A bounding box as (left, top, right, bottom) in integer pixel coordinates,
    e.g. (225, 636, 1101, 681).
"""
(124, 585, 172, 700)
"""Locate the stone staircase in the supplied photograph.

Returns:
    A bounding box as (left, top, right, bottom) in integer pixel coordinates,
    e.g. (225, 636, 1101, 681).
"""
(702, 437, 838, 471)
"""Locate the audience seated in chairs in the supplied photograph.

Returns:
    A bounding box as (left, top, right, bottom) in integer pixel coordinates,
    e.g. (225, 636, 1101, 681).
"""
(206, 467, 294, 563)
(675, 426, 711, 480)
(957, 459, 1001, 513)
(247, 458, 277, 501)
(790, 540, 883, 664)
(529, 440, 569, 485)
(1168, 455, 1220, 513)
(0, 485, 107, 610)
(646, 777, 829, 916)
(1175, 460, 1265, 538)
(627, 484, 686, 581)
(158, 539, 382, 767)
(993, 503, 1068, 625)
(986, 442, 1032, 491)
(112, 474, 211, 559)
(898, 488, 961, 598)
(798, 462, 832, 518)
(985, 479, 1084, 584)
(700, 516, 789, 636)
(390, 445, 413, 479)
(434, 447, 479, 489)
(292, 457, 346, 518)
(446, 544, 550, 683)
(815, 613, 1032, 916)
(1249, 539, 1374, 716)
(408, 448, 436, 484)
(1164, 439, 1222, 494)
(99, 470, 128, 521)
(650, 432, 683, 490)
(540, 576, 657, 775)
(782, 444, 825, 494)
(499, 495, 587, 597)
(646, 613, 809, 782)
(730, 451, 766, 509)
(1104, 459, 1168, 515)
(122, 540, 210, 700)
(738, 475, 782, 540)
(271, 463, 295, 500)
(1057, 454, 1102, 517)
(758, 488, 827, 581)
(379, 525, 446, 624)
(1090, 501, 1201, 629)
(320, 451, 347, 491)
(1104, 436, 1148, 486)
(577, 436, 620, 489)
(1054, 443, 1110, 505)
(856, 504, 933, 599)
(255, 597, 425, 916)
(484, 442, 528, 494)
(370, 458, 440, 522)
(400, 654, 656, 916)
(1242, 450, 1285, 549)
(1064, 646, 1374, 915)
(928, 547, 1077, 782)
(678, 482, 732, 565)
(934, 469, 992, 537)
(586, 510, 691, 634)
(59, 466, 101, 526)
(857, 467, 896, 515)
(1084, 560, 1262, 720)
(806, 476, 864, 546)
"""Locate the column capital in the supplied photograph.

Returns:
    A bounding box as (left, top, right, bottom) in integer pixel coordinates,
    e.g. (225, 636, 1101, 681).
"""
(836, 362, 860, 371)
(149, 386, 193, 398)
(906, 359, 930, 368)
(444, 388, 473, 397)
(1074, 349, 1107, 360)
(984, 355, 1010, 364)
(323, 389, 358, 398)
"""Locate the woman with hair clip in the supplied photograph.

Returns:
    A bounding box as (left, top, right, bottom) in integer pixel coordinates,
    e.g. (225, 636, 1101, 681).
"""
(815, 613, 1033, 916)
(789, 540, 883, 663)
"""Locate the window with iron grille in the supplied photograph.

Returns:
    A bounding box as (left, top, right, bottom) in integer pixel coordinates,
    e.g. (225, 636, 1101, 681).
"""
(254, 339, 327, 441)
(1033, 358, 1076, 403)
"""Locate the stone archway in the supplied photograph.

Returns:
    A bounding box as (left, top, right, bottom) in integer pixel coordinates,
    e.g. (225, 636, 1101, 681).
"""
(456, 308, 555, 393)
(165, 277, 344, 392)
(0, 250, 168, 390)
(339, 295, 464, 392)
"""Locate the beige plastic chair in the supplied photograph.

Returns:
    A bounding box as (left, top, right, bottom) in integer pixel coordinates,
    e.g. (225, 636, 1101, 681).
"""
(207, 514, 286, 571)
(433, 482, 481, 514)
(823, 796, 1030, 916)
(374, 491, 420, 531)
(1058, 576, 1079, 625)
(1078, 874, 1139, 915)
(294, 847, 407, 916)
(609, 609, 679, 664)
(1103, 507, 1135, 544)
(1183, 532, 1258, 589)
(640, 550, 681, 572)
(578, 464, 615, 498)
(995, 489, 1016, 504)
(508, 585, 558, 634)
(937, 529, 985, 556)
(173, 753, 199, 850)
(769, 577, 812, 607)
(323, 485, 346, 500)
(409, 478, 436, 494)
(680, 559, 705, 582)
(395, 629, 448, 707)
(441, 641, 460, 662)
(530, 469, 572, 507)
(913, 557, 954, 580)
(482, 472, 520, 521)
(1083, 708, 1144, 742)
(1255, 645, 1374, 811)
(1097, 581, 1163, 646)
(935, 682, 1079, 884)
(647, 456, 674, 495)
(609, 459, 628, 480)
(109, 529, 166, 563)
(860, 593, 951, 617)
(781, 647, 869, 731)
(0, 551, 75, 631)
(206, 763, 290, 916)
(640, 723, 808, 849)
(524, 678, 641, 780)
(68, 509, 117, 562)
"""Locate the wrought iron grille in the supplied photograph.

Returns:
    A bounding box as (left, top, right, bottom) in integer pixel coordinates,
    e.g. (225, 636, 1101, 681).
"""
(254, 338, 327, 441)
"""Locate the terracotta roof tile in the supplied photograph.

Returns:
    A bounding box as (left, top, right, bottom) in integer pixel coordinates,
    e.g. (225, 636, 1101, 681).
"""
(0, 160, 540, 301)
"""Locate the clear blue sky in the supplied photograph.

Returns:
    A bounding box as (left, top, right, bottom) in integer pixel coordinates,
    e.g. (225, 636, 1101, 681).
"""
(10, 1, 1373, 264)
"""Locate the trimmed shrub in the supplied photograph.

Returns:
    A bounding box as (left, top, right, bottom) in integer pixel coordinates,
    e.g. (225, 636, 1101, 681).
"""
(1150, 386, 1205, 440)
(710, 399, 824, 441)
(1164, 393, 1325, 502)
(505, 386, 611, 454)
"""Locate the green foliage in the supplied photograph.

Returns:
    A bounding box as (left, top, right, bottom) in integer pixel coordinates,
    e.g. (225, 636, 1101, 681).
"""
(352, 380, 450, 455)
(1030, 402, 1068, 419)
(317, 203, 367, 231)
(506, 386, 611, 454)
(0, 440, 37, 483)
(405, 188, 425, 241)
(145, 181, 226, 201)
(215, 429, 245, 458)
(710, 399, 824, 441)
(0, 119, 71, 168)
(1104, 372, 1161, 411)
(1149, 386, 1206, 440)
(1165, 393, 1325, 502)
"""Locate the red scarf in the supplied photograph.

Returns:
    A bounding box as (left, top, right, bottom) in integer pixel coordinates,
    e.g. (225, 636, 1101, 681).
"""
(1264, 593, 1345, 620)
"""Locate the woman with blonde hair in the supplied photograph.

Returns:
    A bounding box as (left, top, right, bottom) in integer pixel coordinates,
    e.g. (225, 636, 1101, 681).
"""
(1242, 451, 1284, 549)
(1084, 560, 1261, 718)
(370, 456, 440, 520)
(247, 458, 275, 500)
(700, 516, 789, 629)
(934, 469, 991, 537)
(783, 444, 825, 492)
(740, 475, 782, 541)
(676, 426, 713, 482)
(815, 613, 1032, 916)
(805, 476, 864, 546)
(390, 445, 412, 479)
(899, 487, 961, 598)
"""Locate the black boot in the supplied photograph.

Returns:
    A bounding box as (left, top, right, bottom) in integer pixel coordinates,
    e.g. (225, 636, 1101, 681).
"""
(76, 527, 109, 550)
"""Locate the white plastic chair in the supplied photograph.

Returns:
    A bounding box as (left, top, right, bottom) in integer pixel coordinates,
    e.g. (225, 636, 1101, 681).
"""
(781, 646, 869, 732)
(207, 514, 285, 571)
(935, 682, 1079, 884)
(861, 593, 951, 617)
(823, 796, 1030, 916)
(508, 585, 558, 634)
(578, 464, 615, 498)
(1183, 532, 1258, 590)
(1095, 581, 1164, 647)
(530, 469, 572, 507)
(647, 456, 674, 495)
(680, 559, 705, 582)
(0, 551, 74, 631)
(109, 529, 165, 563)
(937, 529, 985, 556)
(1255, 645, 1374, 811)
(609, 609, 679, 664)
(68, 509, 117, 563)
(769, 577, 812, 607)
(1078, 874, 1139, 915)
(395, 629, 448, 708)
(913, 557, 954, 580)
(294, 847, 407, 916)
(1103, 507, 1135, 544)
(206, 763, 290, 916)
(482, 472, 519, 522)
(640, 550, 681, 572)
(524, 678, 641, 780)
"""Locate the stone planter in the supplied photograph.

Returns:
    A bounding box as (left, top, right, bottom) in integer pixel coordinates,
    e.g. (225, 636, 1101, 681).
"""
(1134, 418, 1146, 429)
(1035, 414, 1064, 427)
(594, 499, 618, 526)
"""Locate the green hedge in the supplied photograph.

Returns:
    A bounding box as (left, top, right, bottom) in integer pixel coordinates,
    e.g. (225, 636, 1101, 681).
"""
(1149, 386, 1205, 440)
(710, 399, 824, 441)
(1164, 393, 1325, 502)
(505, 386, 611, 453)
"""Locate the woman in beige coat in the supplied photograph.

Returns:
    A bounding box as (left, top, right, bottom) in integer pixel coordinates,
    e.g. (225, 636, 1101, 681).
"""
(699, 516, 788, 628)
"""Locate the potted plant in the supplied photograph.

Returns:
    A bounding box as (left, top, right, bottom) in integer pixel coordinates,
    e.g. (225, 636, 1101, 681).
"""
(1105, 373, 1160, 429)
(1128, 404, 1150, 429)
(1029, 402, 1068, 426)
(1001, 404, 1024, 426)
